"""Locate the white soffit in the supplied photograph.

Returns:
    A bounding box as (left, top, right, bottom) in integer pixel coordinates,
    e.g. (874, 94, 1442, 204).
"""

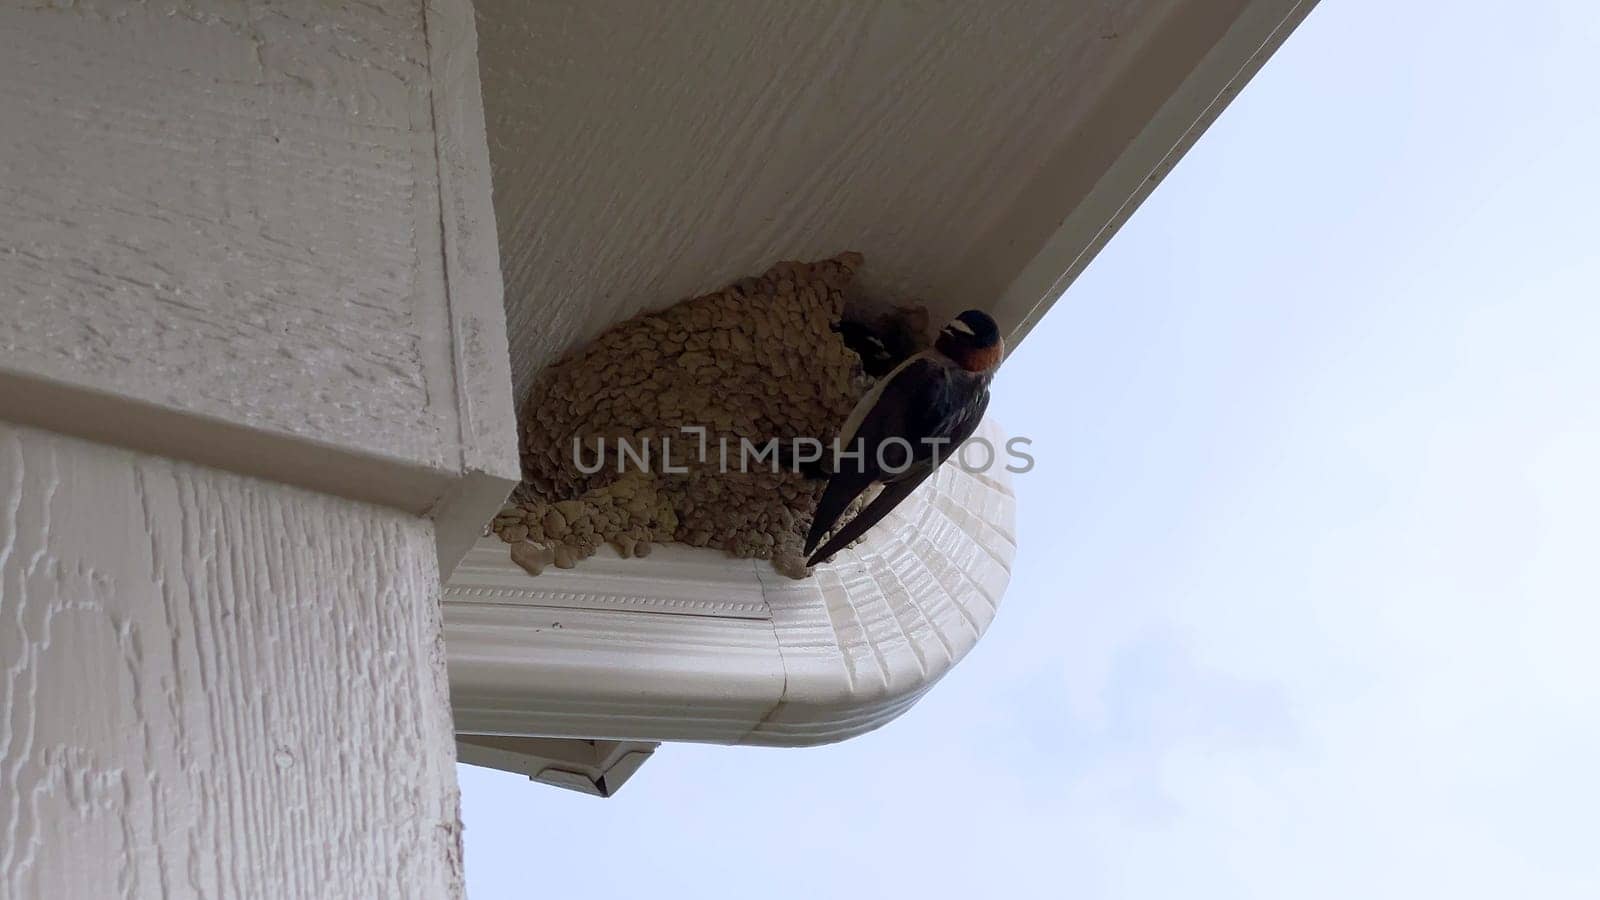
(473, 0, 1318, 400)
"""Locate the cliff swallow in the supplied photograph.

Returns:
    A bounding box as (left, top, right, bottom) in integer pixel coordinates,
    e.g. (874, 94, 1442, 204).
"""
(805, 309, 1004, 566)
(833, 304, 929, 377)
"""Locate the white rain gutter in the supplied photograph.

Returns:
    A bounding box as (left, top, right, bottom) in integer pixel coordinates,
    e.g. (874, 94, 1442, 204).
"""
(445, 420, 1014, 748)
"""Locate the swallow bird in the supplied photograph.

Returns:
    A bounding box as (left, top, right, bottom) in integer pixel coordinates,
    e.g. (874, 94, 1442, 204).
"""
(833, 304, 928, 377)
(804, 309, 1004, 566)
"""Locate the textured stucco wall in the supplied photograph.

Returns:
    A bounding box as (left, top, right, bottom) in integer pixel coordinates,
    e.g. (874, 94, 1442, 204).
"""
(0, 0, 454, 467)
(0, 422, 462, 899)
(0, 2, 497, 893)
(0, 0, 520, 549)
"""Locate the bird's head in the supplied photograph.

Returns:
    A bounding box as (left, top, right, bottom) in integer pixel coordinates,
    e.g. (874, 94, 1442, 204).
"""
(934, 309, 1005, 373)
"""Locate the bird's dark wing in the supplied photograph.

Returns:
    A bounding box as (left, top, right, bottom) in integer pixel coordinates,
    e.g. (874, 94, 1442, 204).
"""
(806, 388, 990, 566)
(845, 357, 951, 475)
(914, 386, 989, 469)
(804, 357, 946, 554)
(805, 471, 932, 566)
(803, 465, 876, 555)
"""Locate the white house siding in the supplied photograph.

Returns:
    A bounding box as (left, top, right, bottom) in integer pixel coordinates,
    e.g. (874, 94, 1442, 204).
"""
(0, 0, 518, 574)
(0, 1, 511, 895)
(0, 0, 463, 469)
(0, 422, 462, 899)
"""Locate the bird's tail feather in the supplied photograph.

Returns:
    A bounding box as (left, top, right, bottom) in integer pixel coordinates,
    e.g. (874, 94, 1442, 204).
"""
(804, 472, 873, 555)
(805, 471, 932, 566)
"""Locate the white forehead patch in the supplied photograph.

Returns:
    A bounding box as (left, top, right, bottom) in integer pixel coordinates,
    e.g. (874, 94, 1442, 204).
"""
(945, 318, 976, 336)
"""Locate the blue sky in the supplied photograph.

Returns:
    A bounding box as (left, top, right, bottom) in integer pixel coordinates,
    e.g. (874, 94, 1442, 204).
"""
(459, 1, 1600, 896)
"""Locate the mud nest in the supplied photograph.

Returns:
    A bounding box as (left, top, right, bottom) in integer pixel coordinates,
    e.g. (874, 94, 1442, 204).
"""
(492, 252, 907, 579)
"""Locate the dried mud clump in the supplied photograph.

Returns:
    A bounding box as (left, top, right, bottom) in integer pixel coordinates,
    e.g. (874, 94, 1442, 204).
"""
(492, 253, 879, 579)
